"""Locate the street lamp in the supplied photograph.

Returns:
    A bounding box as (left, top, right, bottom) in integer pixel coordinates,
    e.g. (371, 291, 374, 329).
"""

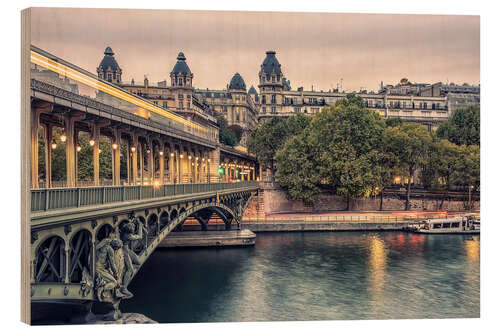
(51, 139, 57, 150)
(89, 139, 95, 146)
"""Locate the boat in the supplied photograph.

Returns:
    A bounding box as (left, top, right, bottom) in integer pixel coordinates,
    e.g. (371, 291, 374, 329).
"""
(406, 215, 480, 234)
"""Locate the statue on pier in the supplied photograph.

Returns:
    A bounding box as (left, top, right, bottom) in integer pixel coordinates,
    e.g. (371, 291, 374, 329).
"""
(120, 217, 144, 294)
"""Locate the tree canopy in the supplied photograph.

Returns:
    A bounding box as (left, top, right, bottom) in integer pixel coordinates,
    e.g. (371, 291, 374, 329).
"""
(247, 113, 310, 175)
(437, 105, 480, 146)
(276, 96, 387, 209)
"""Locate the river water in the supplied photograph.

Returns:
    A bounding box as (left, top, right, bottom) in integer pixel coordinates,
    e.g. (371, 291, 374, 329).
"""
(121, 231, 480, 322)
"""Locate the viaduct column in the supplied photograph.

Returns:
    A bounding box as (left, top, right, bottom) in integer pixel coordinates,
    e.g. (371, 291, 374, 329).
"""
(146, 137, 153, 184)
(42, 123, 53, 188)
(159, 143, 165, 185)
(131, 134, 138, 185)
(30, 108, 41, 189)
(92, 124, 100, 186)
(209, 146, 220, 183)
(64, 115, 77, 188)
(112, 128, 121, 186)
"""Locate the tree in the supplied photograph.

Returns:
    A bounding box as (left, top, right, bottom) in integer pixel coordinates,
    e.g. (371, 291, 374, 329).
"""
(386, 123, 432, 210)
(422, 138, 461, 208)
(306, 99, 386, 210)
(247, 114, 310, 176)
(219, 128, 238, 147)
(437, 105, 480, 146)
(227, 124, 244, 143)
(385, 117, 403, 128)
(455, 144, 480, 210)
(275, 130, 322, 205)
(375, 130, 400, 210)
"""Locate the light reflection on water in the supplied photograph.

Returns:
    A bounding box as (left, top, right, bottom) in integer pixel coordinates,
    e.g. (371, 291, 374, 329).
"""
(121, 232, 480, 323)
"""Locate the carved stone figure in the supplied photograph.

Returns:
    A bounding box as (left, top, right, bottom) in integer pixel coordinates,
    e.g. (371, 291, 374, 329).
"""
(119, 217, 143, 296)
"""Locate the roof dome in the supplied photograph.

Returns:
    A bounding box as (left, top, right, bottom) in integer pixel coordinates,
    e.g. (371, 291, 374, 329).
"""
(98, 46, 121, 71)
(229, 73, 246, 90)
(261, 50, 282, 75)
(248, 85, 258, 95)
(171, 52, 191, 75)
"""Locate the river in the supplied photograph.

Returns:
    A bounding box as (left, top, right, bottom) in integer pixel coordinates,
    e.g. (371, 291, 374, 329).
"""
(121, 231, 480, 322)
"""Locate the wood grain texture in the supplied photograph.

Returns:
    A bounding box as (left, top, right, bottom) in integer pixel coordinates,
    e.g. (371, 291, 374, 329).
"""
(21, 7, 31, 325)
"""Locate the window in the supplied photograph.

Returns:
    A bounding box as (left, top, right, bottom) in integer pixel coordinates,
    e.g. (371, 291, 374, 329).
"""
(262, 107, 266, 113)
(402, 101, 406, 109)
(153, 101, 158, 105)
(451, 222, 460, 228)
(178, 101, 183, 109)
(424, 102, 428, 109)
(107, 73, 112, 82)
(163, 102, 168, 108)
(442, 223, 451, 229)
(178, 93, 183, 99)
(432, 224, 442, 229)
(271, 94, 276, 104)
(294, 107, 300, 113)
(262, 96, 266, 104)
(271, 107, 276, 114)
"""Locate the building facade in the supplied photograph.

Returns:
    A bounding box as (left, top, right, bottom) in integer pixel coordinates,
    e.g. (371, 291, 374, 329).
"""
(195, 73, 259, 145)
(256, 51, 480, 131)
(97, 47, 259, 146)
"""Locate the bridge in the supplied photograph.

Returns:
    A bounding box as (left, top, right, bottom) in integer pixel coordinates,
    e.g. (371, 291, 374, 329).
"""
(27, 46, 260, 322)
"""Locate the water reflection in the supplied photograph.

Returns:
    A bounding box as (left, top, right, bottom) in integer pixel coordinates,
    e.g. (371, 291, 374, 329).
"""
(122, 232, 480, 322)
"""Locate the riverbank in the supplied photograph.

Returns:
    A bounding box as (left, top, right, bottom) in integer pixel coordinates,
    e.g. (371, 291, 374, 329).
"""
(160, 230, 256, 247)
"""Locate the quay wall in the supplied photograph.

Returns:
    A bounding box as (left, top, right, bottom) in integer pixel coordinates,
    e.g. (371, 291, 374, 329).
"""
(241, 221, 412, 232)
(243, 182, 480, 218)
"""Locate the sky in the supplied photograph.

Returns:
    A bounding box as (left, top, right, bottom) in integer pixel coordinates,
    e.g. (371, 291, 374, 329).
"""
(30, 8, 480, 92)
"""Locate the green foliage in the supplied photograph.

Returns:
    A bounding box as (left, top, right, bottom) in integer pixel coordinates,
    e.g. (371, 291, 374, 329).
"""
(276, 131, 321, 204)
(310, 102, 386, 209)
(385, 117, 403, 128)
(421, 138, 461, 191)
(227, 125, 244, 142)
(456, 144, 480, 188)
(437, 105, 480, 146)
(385, 122, 432, 210)
(219, 128, 238, 147)
(276, 97, 387, 209)
(247, 114, 310, 174)
(215, 111, 242, 146)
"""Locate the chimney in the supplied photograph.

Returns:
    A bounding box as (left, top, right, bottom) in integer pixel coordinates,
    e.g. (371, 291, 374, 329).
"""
(144, 76, 149, 88)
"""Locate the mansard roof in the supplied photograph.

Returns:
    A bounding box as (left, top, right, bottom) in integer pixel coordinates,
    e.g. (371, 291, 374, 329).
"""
(261, 50, 282, 75)
(229, 73, 246, 90)
(171, 52, 192, 75)
(98, 46, 121, 72)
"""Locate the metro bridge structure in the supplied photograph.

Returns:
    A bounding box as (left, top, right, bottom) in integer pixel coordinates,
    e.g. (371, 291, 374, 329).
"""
(27, 46, 259, 321)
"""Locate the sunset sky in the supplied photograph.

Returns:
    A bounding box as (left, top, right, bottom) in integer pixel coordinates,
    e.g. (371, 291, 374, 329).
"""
(31, 8, 480, 92)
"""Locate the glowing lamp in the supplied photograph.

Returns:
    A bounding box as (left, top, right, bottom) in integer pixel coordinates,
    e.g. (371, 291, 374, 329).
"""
(89, 139, 95, 146)
(51, 140, 57, 150)
(112, 143, 118, 150)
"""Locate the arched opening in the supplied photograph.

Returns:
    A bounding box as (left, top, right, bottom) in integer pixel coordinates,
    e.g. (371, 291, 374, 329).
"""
(159, 211, 169, 231)
(96, 224, 114, 242)
(68, 229, 92, 283)
(35, 236, 66, 283)
(170, 209, 178, 221)
(179, 207, 186, 217)
(147, 214, 159, 244)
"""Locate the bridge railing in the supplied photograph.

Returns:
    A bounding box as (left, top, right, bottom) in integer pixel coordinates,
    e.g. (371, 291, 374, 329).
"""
(31, 181, 259, 212)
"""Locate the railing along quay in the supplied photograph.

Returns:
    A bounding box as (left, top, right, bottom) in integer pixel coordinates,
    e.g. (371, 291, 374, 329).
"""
(31, 181, 258, 212)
